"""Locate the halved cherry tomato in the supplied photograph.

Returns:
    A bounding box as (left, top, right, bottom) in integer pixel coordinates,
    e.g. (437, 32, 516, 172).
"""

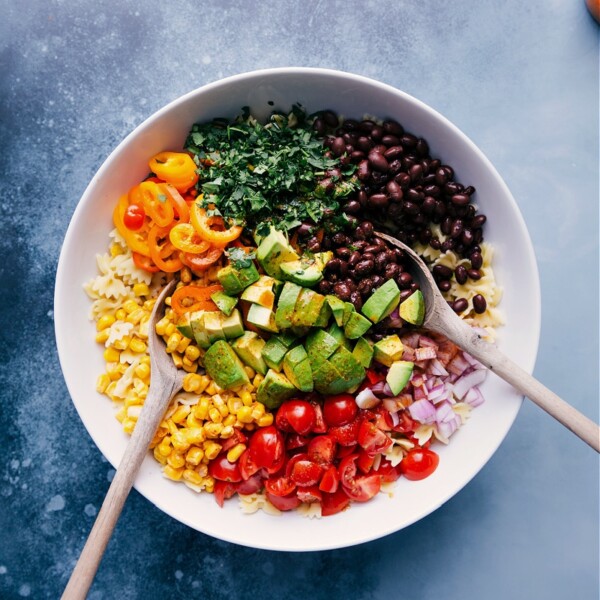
(169, 223, 210, 254)
(248, 426, 285, 472)
(289, 459, 323, 487)
(148, 226, 183, 273)
(319, 465, 340, 494)
(190, 202, 243, 247)
(357, 421, 393, 456)
(310, 401, 327, 434)
(323, 394, 358, 427)
(373, 459, 403, 483)
(180, 247, 224, 272)
(264, 476, 296, 497)
(321, 488, 351, 516)
(220, 430, 248, 453)
(284, 452, 309, 478)
(208, 454, 242, 483)
(329, 417, 362, 446)
(123, 203, 146, 230)
(338, 454, 381, 502)
(393, 410, 419, 434)
(132, 252, 160, 273)
(214, 481, 237, 507)
(399, 448, 439, 481)
(170, 283, 222, 316)
(139, 181, 175, 227)
(238, 449, 260, 481)
(236, 474, 263, 496)
(356, 450, 375, 474)
(286, 433, 310, 451)
(275, 399, 316, 436)
(307, 435, 336, 465)
(149, 151, 198, 192)
(336, 443, 358, 459)
(266, 491, 301, 511)
(296, 486, 322, 503)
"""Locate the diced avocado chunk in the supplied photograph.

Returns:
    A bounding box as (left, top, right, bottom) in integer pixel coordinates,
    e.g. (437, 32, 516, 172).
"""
(312, 360, 344, 395)
(314, 301, 332, 328)
(277, 330, 299, 348)
(342, 302, 355, 326)
(261, 336, 288, 371)
(305, 329, 340, 362)
(275, 282, 303, 330)
(231, 331, 267, 375)
(217, 263, 260, 295)
(204, 340, 250, 390)
(399, 290, 425, 326)
(361, 279, 401, 324)
(327, 322, 352, 350)
(386, 360, 414, 395)
(313, 251, 333, 271)
(221, 309, 244, 339)
(344, 311, 372, 339)
(283, 345, 313, 392)
(247, 304, 279, 333)
(256, 369, 296, 409)
(190, 311, 210, 349)
(203, 311, 226, 344)
(240, 282, 276, 309)
(326, 295, 346, 327)
(353, 337, 374, 368)
(329, 346, 365, 390)
(256, 227, 299, 279)
(292, 289, 326, 327)
(210, 291, 238, 317)
(280, 260, 323, 286)
(373, 334, 404, 367)
(176, 313, 194, 339)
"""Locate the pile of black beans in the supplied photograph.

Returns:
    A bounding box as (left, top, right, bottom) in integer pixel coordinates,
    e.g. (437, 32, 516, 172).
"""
(309, 111, 489, 315)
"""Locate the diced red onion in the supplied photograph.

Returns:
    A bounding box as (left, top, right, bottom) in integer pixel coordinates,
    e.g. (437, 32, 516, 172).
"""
(402, 347, 416, 361)
(389, 411, 400, 427)
(409, 398, 437, 424)
(435, 400, 455, 423)
(382, 398, 401, 412)
(437, 415, 461, 439)
(415, 346, 437, 361)
(370, 381, 387, 395)
(429, 359, 448, 376)
(403, 333, 421, 348)
(413, 385, 427, 401)
(427, 383, 447, 402)
(464, 386, 485, 407)
(463, 352, 486, 370)
(448, 354, 471, 375)
(453, 369, 488, 400)
(418, 335, 438, 348)
(355, 388, 381, 409)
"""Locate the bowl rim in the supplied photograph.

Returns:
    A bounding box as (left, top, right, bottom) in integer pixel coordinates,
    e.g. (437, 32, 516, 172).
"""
(54, 67, 541, 551)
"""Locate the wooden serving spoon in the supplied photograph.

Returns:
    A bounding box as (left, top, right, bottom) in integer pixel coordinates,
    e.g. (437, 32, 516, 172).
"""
(62, 279, 185, 600)
(376, 231, 599, 453)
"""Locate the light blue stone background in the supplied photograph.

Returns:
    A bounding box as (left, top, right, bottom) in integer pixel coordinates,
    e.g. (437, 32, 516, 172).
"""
(0, 1, 598, 598)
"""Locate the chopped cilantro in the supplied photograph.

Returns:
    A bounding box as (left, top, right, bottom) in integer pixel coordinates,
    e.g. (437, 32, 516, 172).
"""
(226, 247, 256, 270)
(185, 106, 358, 234)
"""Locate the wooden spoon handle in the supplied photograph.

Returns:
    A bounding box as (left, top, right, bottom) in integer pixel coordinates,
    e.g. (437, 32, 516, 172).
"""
(446, 324, 599, 452)
(61, 382, 177, 600)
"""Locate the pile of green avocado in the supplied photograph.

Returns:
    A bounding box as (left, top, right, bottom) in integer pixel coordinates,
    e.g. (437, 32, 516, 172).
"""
(176, 227, 425, 409)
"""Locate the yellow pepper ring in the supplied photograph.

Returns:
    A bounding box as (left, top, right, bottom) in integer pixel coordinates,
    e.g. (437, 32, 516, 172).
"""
(113, 194, 151, 256)
(169, 223, 211, 254)
(190, 202, 243, 247)
(149, 152, 198, 192)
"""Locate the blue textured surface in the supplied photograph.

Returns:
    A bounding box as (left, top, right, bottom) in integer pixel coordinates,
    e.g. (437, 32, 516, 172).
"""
(1, 1, 598, 598)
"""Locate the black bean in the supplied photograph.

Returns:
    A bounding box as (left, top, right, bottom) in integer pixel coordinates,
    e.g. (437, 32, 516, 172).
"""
(422, 196, 436, 214)
(454, 265, 468, 284)
(383, 145, 403, 162)
(296, 223, 313, 238)
(409, 164, 423, 182)
(398, 272, 413, 289)
(461, 228, 474, 246)
(343, 200, 361, 215)
(416, 138, 429, 156)
(471, 214, 487, 228)
(470, 251, 483, 270)
(350, 150, 366, 163)
(318, 280, 332, 294)
(313, 118, 325, 136)
(355, 260, 374, 276)
(400, 133, 418, 148)
(368, 151, 389, 173)
(375, 251, 388, 271)
(359, 220, 374, 239)
(307, 237, 321, 252)
(358, 119, 376, 132)
(450, 219, 464, 239)
(364, 244, 380, 254)
(441, 217, 453, 235)
(451, 193, 470, 206)
(331, 137, 346, 157)
(357, 278, 374, 297)
(370, 126, 383, 141)
(384, 263, 400, 280)
(467, 269, 482, 280)
(331, 233, 349, 246)
(433, 264, 453, 280)
(430, 238, 442, 250)
(445, 182, 462, 196)
(357, 160, 371, 182)
(371, 275, 384, 288)
(343, 119, 359, 131)
(361, 252, 375, 262)
(383, 120, 404, 136)
(452, 298, 468, 313)
(402, 201, 419, 215)
(348, 251, 361, 267)
(386, 180, 402, 200)
(333, 282, 352, 301)
(473, 228, 483, 244)
(381, 135, 401, 147)
(435, 167, 448, 186)
(399, 289, 413, 302)
(334, 248, 350, 261)
(473, 294, 487, 313)
(441, 239, 455, 252)
(438, 280, 451, 292)
(368, 193, 389, 209)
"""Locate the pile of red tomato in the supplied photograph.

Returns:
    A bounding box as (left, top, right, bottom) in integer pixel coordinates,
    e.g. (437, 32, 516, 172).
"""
(209, 389, 440, 516)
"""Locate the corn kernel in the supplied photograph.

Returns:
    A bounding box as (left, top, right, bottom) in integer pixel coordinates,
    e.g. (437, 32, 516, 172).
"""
(134, 362, 151, 380)
(186, 446, 204, 465)
(182, 373, 201, 392)
(115, 308, 127, 321)
(208, 407, 223, 423)
(180, 266, 192, 284)
(197, 464, 209, 478)
(95, 329, 110, 344)
(132, 379, 148, 398)
(220, 425, 234, 439)
(105, 382, 118, 399)
(182, 362, 198, 373)
(184, 345, 201, 362)
(128, 338, 147, 355)
(251, 403, 266, 420)
(96, 373, 110, 394)
(123, 299, 140, 314)
(185, 413, 203, 429)
(171, 352, 184, 369)
(176, 337, 191, 354)
(112, 336, 131, 351)
(237, 406, 253, 424)
(163, 465, 184, 481)
(141, 355, 151, 365)
(185, 427, 205, 445)
(133, 282, 150, 297)
(183, 469, 204, 486)
(103, 347, 120, 363)
(110, 242, 124, 257)
(257, 413, 274, 427)
(203, 441, 222, 460)
(115, 406, 126, 422)
(239, 390, 253, 406)
(122, 418, 136, 434)
(194, 396, 210, 420)
(165, 323, 176, 337)
(126, 309, 146, 325)
(171, 431, 191, 453)
(223, 414, 237, 428)
(155, 316, 170, 336)
(153, 447, 167, 465)
(167, 452, 186, 469)
(226, 397, 243, 415)
(157, 437, 172, 457)
(96, 314, 116, 331)
(226, 443, 246, 463)
(171, 405, 191, 424)
(253, 374, 264, 388)
(126, 405, 142, 420)
(166, 332, 181, 353)
(243, 365, 256, 379)
(204, 422, 223, 438)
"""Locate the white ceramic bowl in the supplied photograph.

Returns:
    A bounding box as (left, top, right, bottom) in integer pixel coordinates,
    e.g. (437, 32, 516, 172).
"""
(54, 68, 540, 551)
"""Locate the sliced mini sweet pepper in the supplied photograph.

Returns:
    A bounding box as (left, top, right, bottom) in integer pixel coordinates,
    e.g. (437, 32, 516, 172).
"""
(149, 152, 198, 192)
(190, 202, 243, 247)
(171, 284, 223, 315)
(113, 194, 151, 256)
